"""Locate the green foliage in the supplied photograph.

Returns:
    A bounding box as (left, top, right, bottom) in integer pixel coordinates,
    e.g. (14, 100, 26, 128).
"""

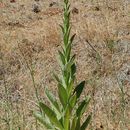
(34, 0, 91, 129)
(106, 39, 115, 53)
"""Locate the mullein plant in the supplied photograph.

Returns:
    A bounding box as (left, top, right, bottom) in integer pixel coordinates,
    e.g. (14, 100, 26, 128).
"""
(34, 0, 91, 130)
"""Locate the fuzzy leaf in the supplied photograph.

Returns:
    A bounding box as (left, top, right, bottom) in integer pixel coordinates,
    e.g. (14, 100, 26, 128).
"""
(64, 105, 70, 130)
(76, 97, 90, 117)
(39, 102, 63, 129)
(58, 50, 66, 65)
(65, 43, 72, 61)
(45, 88, 61, 115)
(66, 26, 71, 43)
(64, 28, 70, 47)
(68, 79, 74, 96)
(65, 54, 76, 71)
(69, 94, 77, 108)
(33, 111, 53, 129)
(58, 83, 68, 108)
(53, 73, 61, 83)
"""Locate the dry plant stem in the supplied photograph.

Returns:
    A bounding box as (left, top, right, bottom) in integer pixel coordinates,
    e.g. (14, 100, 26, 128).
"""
(112, 62, 127, 129)
(18, 44, 40, 102)
(0, 49, 13, 130)
(115, 73, 126, 128)
(18, 44, 39, 130)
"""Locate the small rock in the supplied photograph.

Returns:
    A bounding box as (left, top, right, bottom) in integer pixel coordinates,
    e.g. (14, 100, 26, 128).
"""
(49, 2, 57, 7)
(10, 0, 16, 3)
(127, 70, 130, 75)
(72, 7, 79, 14)
(94, 6, 100, 11)
(32, 4, 41, 13)
(0, 66, 5, 80)
(118, 29, 130, 36)
(7, 21, 24, 28)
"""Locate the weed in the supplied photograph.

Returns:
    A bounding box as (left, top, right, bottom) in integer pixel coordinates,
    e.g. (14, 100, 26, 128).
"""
(0, 47, 13, 130)
(34, 0, 91, 130)
(86, 40, 102, 65)
(105, 39, 115, 53)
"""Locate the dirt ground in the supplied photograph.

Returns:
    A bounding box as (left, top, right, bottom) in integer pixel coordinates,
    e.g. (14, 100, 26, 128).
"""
(0, 0, 130, 130)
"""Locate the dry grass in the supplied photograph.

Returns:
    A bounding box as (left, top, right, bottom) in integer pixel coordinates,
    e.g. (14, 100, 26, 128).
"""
(0, 0, 130, 130)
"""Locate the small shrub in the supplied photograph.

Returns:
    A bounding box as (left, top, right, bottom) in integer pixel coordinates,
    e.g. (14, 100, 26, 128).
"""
(34, 0, 91, 130)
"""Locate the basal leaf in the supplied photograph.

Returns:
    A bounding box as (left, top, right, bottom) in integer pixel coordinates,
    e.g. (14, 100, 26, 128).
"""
(33, 111, 53, 129)
(39, 102, 63, 130)
(45, 88, 61, 116)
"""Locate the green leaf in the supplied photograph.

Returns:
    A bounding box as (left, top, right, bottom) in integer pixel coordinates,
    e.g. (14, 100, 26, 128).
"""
(58, 83, 68, 108)
(81, 114, 92, 130)
(61, 75, 67, 88)
(45, 88, 61, 116)
(58, 50, 66, 65)
(67, 4, 70, 11)
(33, 111, 53, 129)
(64, 27, 70, 47)
(75, 117, 80, 130)
(64, 71, 70, 87)
(69, 55, 76, 66)
(63, 23, 70, 43)
(66, 12, 70, 28)
(71, 63, 76, 76)
(39, 102, 63, 129)
(64, 105, 70, 130)
(53, 73, 61, 83)
(59, 24, 65, 34)
(65, 54, 76, 72)
(71, 117, 77, 130)
(65, 43, 71, 61)
(70, 34, 76, 45)
(64, 0, 69, 5)
(76, 97, 90, 117)
(66, 26, 71, 43)
(67, 78, 74, 96)
(69, 94, 77, 108)
(74, 81, 85, 99)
